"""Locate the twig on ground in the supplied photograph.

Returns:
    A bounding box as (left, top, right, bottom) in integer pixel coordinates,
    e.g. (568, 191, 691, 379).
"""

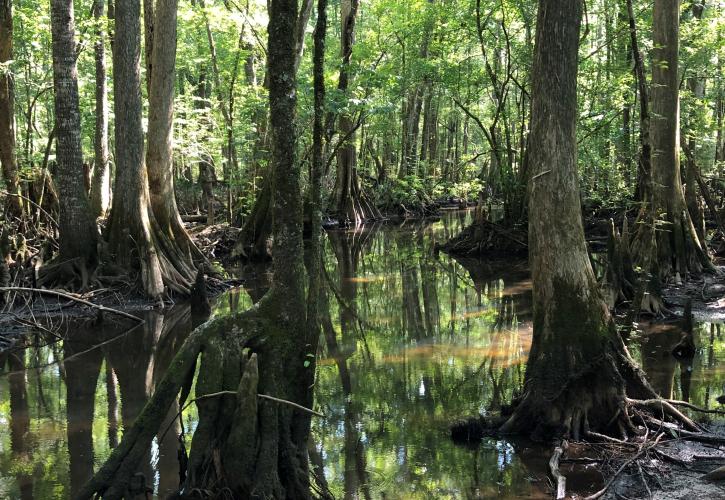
(584, 432, 663, 500)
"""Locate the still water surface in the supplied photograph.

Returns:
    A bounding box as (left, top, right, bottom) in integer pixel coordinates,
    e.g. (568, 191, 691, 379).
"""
(1, 211, 723, 499)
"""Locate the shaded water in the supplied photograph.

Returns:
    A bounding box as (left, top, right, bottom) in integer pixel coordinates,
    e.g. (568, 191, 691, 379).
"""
(1, 211, 724, 499)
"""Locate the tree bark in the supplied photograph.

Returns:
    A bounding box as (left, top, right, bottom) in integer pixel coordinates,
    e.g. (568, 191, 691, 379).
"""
(501, 0, 654, 441)
(0, 0, 22, 217)
(143, 0, 153, 94)
(107, 0, 195, 298)
(649, 0, 710, 280)
(90, 0, 111, 218)
(145, 0, 206, 280)
(50, 0, 99, 275)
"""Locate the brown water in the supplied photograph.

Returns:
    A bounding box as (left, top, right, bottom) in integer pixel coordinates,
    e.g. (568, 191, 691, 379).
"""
(1, 211, 723, 499)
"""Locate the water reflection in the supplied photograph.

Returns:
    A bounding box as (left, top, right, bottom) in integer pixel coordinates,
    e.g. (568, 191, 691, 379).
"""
(314, 216, 538, 498)
(1, 211, 724, 498)
(636, 319, 723, 409)
(2, 348, 32, 500)
(65, 331, 103, 496)
(0, 307, 193, 499)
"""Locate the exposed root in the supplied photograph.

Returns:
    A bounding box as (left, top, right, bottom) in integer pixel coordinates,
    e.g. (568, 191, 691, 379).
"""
(626, 397, 702, 432)
(438, 219, 527, 257)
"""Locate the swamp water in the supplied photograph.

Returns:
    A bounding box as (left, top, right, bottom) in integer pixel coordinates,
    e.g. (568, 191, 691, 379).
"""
(1, 211, 724, 499)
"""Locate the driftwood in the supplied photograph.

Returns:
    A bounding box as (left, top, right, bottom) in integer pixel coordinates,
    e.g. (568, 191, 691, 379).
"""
(181, 214, 208, 223)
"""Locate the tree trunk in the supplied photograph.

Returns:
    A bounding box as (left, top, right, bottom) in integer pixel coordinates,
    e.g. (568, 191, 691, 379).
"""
(199, 0, 242, 223)
(233, 0, 314, 255)
(501, 0, 654, 441)
(649, 0, 710, 281)
(617, 0, 633, 184)
(143, 0, 153, 94)
(145, 0, 206, 283)
(626, 0, 652, 203)
(106, 0, 194, 298)
(90, 0, 111, 218)
(50, 0, 99, 280)
(684, 1, 706, 244)
(0, 0, 22, 217)
(79, 0, 321, 496)
(330, 0, 380, 225)
(399, 88, 423, 178)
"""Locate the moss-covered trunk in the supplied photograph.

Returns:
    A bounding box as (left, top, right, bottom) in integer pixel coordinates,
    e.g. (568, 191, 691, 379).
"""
(648, 0, 711, 281)
(502, 0, 654, 441)
(78, 0, 322, 496)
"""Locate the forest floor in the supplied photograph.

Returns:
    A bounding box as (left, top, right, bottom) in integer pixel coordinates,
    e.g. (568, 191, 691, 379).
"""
(604, 429, 725, 499)
(662, 266, 725, 322)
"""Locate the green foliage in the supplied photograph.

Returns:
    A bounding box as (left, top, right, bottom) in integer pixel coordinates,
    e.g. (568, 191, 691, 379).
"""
(5, 0, 723, 217)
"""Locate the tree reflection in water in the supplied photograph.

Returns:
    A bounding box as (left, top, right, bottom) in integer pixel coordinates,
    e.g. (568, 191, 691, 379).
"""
(1, 213, 725, 498)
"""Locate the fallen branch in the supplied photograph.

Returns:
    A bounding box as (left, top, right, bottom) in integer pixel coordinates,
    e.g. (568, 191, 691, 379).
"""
(258, 393, 326, 418)
(0, 287, 142, 323)
(643, 416, 725, 444)
(584, 432, 663, 500)
(626, 397, 702, 432)
(549, 440, 568, 500)
(665, 399, 725, 416)
(160, 389, 326, 442)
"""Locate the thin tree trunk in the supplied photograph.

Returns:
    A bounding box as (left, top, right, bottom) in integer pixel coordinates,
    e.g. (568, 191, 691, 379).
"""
(626, 0, 652, 203)
(307, 0, 327, 339)
(50, 0, 99, 275)
(684, 1, 706, 243)
(90, 0, 111, 218)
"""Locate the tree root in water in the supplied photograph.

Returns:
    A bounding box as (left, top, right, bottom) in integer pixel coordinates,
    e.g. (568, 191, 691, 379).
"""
(77, 301, 318, 500)
(450, 362, 725, 499)
(438, 219, 527, 257)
